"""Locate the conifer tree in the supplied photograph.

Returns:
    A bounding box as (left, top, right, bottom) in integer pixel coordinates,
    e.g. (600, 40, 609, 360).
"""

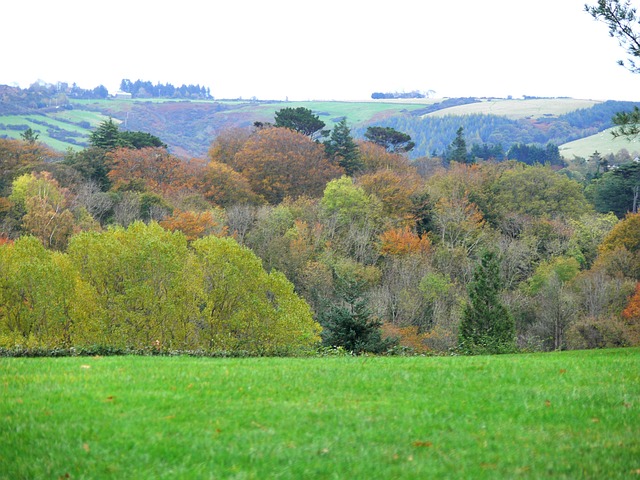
(320, 274, 395, 354)
(324, 118, 362, 175)
(447, 126, 469, 163)
(458, 250, 516, 354)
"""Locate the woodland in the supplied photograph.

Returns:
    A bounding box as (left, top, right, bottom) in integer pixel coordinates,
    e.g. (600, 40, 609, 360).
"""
(0, 104, 639, 356)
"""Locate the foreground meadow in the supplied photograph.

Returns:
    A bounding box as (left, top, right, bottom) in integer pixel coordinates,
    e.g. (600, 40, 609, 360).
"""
(1, 349, 638, 479)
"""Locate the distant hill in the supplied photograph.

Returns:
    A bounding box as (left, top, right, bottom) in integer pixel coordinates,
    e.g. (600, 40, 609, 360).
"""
(2, 86, 639, 160)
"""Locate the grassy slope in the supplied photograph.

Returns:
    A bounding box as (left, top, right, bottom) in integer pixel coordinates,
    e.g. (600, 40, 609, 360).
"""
(424, 98, 600, 120)
(560, 126, 640, 159)
(1, 348, 638, 479)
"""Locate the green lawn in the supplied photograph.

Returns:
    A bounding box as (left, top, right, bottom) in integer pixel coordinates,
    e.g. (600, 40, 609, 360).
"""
(1, 349, 638, 479)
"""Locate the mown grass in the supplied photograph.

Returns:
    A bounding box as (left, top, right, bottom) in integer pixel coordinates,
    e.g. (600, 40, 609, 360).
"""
(1, 348, 638, 479)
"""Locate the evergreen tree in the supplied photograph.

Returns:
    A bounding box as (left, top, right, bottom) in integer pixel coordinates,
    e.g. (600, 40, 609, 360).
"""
(447, 126, 469, 163)
(458, 250, 516, 354)
(20, 128, 39, 144)
(364, 126, 415, 153)
(88, 118, 123, 150)
(324, 118, 362, 175)
(274, 107, 328, 140)
(320, 274, 395, 354)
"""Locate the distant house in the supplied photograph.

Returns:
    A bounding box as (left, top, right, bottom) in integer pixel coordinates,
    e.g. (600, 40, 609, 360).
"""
(114, 91, 132, 99)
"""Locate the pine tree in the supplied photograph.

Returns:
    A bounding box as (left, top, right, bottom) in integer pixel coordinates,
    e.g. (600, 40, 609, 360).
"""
(324, 118, 362, 175)
(458, 250, 516, 354)
(320, 275, 395, 354)
(88, 118, 122, 150)
(447, 126, 469, 163)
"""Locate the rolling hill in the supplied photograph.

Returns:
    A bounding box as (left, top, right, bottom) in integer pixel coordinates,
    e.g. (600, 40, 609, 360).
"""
(2, 90, 640, 161)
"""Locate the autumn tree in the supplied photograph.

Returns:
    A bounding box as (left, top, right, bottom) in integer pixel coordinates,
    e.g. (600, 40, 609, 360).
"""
(107, 147, 196, 196)
(9, 172, 75, 250)
(357, 169, 423, 224)
(0, 138, 61, 195)
(357, 141, 414, 174)
(233, 127, 343, 204)
(160, 210, 226, 241)
(595, 212, 640, 279)
(619, 282, 640, 344)
(207, 127, 253, 170)
(199, 160, 261, 207)
(458, 250, 516, 354)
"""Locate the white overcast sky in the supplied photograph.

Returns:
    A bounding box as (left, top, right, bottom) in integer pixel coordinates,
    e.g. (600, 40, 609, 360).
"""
(2, 0, 639, 101)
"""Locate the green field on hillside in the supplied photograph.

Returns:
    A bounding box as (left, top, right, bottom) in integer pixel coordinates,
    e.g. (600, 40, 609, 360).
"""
(1, 348, 638, 479)
(425, 98, 600, 120)
(560, 126, 640, 159)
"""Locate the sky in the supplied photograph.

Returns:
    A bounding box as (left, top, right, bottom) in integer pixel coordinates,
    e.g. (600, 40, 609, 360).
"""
(2, 0, 640, 102)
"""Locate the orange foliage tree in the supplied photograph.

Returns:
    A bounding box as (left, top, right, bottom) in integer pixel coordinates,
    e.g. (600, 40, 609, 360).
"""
(233, 127, 343, 204)
(378, 226, 431, 256)
(357, 141, 413, 174)
(198, 161, 261, 207)
(596, 213, 640, 280)
(357, 169, 422, 223)
(0, 138, 61, 194)
(622, 282, 640, 320)
(107, 147, 197, 196)
(159, 210, 227, 241)
(207, 127, 253, 171)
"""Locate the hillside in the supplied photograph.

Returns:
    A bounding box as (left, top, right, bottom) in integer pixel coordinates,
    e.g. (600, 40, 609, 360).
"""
(2, 88, 640, 160)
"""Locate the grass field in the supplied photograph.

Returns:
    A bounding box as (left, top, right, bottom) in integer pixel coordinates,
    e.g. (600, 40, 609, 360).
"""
(1, 348, 638, 479)
(559, 127, 640, 159)
(424, 98, 600, 120)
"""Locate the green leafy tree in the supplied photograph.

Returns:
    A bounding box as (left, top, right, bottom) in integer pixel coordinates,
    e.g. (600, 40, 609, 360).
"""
(324, 118, 362, 175)
(586, 161, 640, 217)
(67, 222, 201, 349)
(458, 250, 516, 354)
(192, 235, 321, 353)
(274, 107, 328, 140)
(0, 236, 98, 348)
(490, 164, 591, 220)
(364, 126, 415, 153)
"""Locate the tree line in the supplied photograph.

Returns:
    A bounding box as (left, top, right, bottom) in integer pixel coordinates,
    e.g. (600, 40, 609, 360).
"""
(119, 79, 212, 99)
